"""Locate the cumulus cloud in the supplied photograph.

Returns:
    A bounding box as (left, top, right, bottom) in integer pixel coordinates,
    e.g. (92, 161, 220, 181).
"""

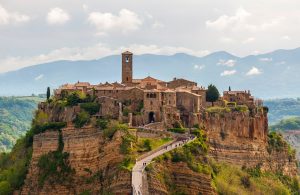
(206, 7, 282, 32)
(34, 74, 44, 81)
(246, 66, 262, 76)
(0, 43, 210, 73)
(47, 8, 70, 25)
(88, 9, 142, 35)
(194, 64, 205, 70)
(220, 70, 237, 76)
(218, 59, 236, 67)
(0, 4, 30, 25)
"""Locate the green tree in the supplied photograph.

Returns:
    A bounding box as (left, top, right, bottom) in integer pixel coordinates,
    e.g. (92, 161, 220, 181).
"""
(46, 87, 50, 101)
(206, 84, 220, 106)
(229, 86, 231, 91)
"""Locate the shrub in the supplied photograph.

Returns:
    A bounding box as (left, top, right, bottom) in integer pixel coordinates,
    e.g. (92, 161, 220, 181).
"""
(143, 139, 152, 152)
(267, 131, 287, 153)
(234, 105, 249, 112)
(66, 92, 81, 106)
(0, 181, 12, 195)
(73, 111, 90, 128)
(173, 120, 183, 129)
(32, 122, 67, 135)
(96, 119, 108, 130)
(80, 102, 100, 115)
(167, 128, 186, 134)
(103, 121, 128, 139)
(123, 108, 130, 117)
(206, 106, 230, 113)
(120, 134, 135, 154)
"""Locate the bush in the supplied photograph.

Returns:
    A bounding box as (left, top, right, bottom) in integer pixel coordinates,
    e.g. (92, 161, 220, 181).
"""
(206, 106, 230, 113)
(103, 121, 128, 139)
(167, 128, 186, 134)
(32, 122, 67, 135)
(173, 121, 183, 129)
(95, 119, 108, 130)
(123, 108, 130, 117)
(267, 132, 287, 153)
(143, 139, 152, 152)
(80, 102, 100, 115)
(73, 111, 90, 128)
(234, 105, 249, 112)
(0, 181, 12, 195)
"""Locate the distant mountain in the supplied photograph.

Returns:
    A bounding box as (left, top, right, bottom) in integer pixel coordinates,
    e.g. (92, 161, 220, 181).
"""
(1, 48, 300, 98)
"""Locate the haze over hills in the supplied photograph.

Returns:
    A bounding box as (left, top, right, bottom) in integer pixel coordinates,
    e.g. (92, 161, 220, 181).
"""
(1, 47, 300, 98)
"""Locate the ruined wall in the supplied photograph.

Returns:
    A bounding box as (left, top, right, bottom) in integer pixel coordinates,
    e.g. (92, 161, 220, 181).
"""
(21, 127, 132, 195)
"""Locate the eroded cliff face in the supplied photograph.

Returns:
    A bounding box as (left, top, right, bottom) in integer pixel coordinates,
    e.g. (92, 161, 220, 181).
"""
(199, 110, 298, 177)
(146, 162, 216, 195)
(21, 127, 131, 195)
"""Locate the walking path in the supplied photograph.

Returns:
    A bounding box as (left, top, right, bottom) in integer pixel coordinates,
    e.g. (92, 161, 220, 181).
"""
(132, 135, 195, 195)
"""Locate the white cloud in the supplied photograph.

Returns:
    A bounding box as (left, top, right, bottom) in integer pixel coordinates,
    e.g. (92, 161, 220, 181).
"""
(206, 7, 282, 32)
(88, 9, 142, 35)
(47, 8, 70, 25)
(206, 7, 251, 30)
(194, 64, 205, 70)
(246, 66, 262, 76)
(220, 70, 236, 76)
(0, 43, 210, 73)
(0, 4, 30, 25)
(282, 35, 291, 40)
(34, 74, 44, 81)
(218, 59, 236, 67)
(242, 37, 255, 44)
(259, 57, 272, 62)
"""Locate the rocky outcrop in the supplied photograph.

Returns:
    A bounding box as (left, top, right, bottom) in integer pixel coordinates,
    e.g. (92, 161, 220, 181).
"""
(21, 127, 132, 195)
(199, 110, 298, 177)
(147, 162, 216, 195)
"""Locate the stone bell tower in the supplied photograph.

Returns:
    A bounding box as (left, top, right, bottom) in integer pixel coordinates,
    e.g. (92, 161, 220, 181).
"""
(122, 51, 133, 84)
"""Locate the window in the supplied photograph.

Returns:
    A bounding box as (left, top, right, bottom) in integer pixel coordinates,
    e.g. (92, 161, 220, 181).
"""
(126, 56, 130, 63)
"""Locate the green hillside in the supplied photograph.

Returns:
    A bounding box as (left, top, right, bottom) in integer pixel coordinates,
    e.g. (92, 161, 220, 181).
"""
(264, 98, 300, 125)
(0, 96, 43, 152)
(270, 117, 300, 131)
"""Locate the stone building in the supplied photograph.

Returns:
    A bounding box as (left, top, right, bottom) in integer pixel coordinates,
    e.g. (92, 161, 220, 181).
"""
(54, 51, 208, 127)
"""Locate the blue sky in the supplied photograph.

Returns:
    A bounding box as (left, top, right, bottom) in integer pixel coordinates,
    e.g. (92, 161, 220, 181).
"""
(0, 0, 300, 72)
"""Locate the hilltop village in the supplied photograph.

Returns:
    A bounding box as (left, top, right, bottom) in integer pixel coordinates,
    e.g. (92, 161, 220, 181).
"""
(54, 51, 259, 129)
(13, 51, 297, 195)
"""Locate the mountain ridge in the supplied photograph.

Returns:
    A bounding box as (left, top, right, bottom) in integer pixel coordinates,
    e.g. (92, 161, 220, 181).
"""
(1, 47, 300, 98)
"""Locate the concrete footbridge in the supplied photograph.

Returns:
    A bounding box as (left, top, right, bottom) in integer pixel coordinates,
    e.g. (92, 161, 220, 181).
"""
(131, 134, 196, 195)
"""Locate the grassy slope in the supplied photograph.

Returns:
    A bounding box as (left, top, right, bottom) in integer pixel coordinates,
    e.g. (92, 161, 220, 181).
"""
(0, 96, 43, 152)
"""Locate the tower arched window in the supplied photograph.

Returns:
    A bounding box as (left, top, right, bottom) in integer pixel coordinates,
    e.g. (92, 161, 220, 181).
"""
(126, 56, 130, 63)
